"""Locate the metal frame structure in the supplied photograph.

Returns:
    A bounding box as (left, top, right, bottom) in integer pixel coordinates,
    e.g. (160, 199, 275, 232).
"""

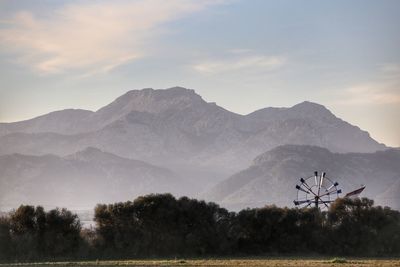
(294, 171, 341, 209)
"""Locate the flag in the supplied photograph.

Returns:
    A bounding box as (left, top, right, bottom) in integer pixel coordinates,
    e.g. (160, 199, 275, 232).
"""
(344, 185, 366, 198)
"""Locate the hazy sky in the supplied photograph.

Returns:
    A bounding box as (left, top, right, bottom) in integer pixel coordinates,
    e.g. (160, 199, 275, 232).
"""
(0, 0, 399, 146)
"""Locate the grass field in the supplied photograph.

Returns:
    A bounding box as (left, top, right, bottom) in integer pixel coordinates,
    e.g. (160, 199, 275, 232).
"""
(2, 258, 400, 267)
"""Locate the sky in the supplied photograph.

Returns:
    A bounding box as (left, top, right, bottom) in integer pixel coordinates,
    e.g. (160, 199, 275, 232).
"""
(0, 0, 399, 147)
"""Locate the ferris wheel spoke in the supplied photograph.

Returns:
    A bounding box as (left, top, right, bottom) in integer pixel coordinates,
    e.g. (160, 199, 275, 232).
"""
(301, 183, 318, 197)
(317, 200, 335, 204)
(296, 184, 310, 194)
(314, 171, 318, 186)
(318, 172, 325, 196)
(293, 199, 312, 206)
(319, 189, 342, 198)
(325, 182, 339, 192)
(299, 178, 318, 196)
(297, 197, 312, 201)
(320, 172, 325, 189)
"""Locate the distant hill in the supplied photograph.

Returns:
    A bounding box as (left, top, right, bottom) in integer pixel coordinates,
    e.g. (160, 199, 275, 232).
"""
(204, 145, 400, 210)
(0, 147, 185, 209)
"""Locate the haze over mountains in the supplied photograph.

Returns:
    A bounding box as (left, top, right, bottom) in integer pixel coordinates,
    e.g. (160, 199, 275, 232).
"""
(0, 87, 397, 211)
(0, 147, 184, 210)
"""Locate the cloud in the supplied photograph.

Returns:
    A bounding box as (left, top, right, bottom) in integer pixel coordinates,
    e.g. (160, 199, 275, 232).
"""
(334, 64, 400, 106)
(0, 0, 223, 75)
(337, 84, 400, 105)
(193, 55, 286, 74)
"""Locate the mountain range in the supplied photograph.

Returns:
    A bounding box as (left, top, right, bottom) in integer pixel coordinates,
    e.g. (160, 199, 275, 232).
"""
(0, 87, 397, 211)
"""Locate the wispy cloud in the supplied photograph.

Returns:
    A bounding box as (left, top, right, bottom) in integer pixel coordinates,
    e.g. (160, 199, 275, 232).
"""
(335, 64, 400, 106)
(0, 0, 223, 75)
(193, 54, 286, 74)
(338, 84, 400, 105)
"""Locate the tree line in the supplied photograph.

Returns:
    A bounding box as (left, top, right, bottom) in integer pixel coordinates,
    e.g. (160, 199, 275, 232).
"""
(1, 194, 400, 262)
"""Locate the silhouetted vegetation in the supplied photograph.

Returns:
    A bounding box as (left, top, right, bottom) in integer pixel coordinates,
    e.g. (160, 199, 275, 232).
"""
(0, 194, 399, 263)
(93, 194, 234, 257)
(0, 205, 82, 262)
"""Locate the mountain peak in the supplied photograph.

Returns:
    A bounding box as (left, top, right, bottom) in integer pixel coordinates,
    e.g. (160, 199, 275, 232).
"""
(290, 101, 333, 115)
(245, 101, 335, 123)
(124, 86, 198, 98)
(95, 87, 207, 120)
(291, 101, 330, 112)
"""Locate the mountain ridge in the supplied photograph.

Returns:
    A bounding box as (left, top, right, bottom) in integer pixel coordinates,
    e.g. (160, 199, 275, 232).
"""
(0, 88, 386, 161)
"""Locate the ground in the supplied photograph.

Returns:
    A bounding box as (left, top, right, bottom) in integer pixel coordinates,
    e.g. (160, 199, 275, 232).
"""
(1, 258, 400, 267)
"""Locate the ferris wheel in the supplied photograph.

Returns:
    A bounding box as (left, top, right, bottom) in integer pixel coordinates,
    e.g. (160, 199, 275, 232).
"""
(294, 171, 342, 209)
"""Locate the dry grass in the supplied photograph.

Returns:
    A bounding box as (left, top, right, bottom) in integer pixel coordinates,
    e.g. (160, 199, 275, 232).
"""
(2, 258, 400, 267)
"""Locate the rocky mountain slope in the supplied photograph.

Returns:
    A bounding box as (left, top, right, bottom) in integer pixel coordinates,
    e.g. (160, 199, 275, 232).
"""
(204, 145, 400, 210)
